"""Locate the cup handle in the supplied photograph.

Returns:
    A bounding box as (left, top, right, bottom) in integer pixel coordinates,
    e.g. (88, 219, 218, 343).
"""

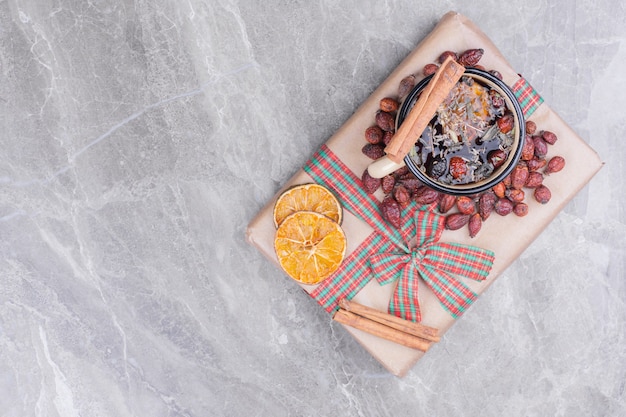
(367, 156, 406, 178)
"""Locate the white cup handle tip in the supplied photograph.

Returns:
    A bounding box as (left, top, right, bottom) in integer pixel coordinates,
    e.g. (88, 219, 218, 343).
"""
(367, 156, 406, 179)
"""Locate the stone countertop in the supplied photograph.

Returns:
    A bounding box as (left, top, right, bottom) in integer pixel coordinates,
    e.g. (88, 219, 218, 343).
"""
(0, 1, 624, 416)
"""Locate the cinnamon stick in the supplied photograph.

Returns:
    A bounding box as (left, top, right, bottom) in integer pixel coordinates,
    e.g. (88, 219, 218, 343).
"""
(338, 298, 440, 343)
(333, 308, 432, 352)
(384, 56, 465, 164)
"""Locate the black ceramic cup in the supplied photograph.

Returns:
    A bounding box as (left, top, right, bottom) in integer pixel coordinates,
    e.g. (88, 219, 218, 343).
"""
(399, 68, 525, 195)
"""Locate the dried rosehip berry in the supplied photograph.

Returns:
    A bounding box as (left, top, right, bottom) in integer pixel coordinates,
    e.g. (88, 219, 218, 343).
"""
(505, 188, 525, 203)
(375, 111, 395, 132)
(545, 156, 565, 174)
(398, 74, 416, 98)
(488, 149, 507, 168)
(361, 169, 381, 194)
(494, 198, 514, 216)
(533, 136, 548, 158)
(438, 193, 456, 214)
(490, 70, 503, 80)
(502, 174, 512, 188)
(513, 202, 529, 217)
(456, 196, 476, 215)
(449, 156, 467, 179)
(438, 50, 458, 63)
(525, 120, 537, 135)
(524, 171, 544, 188)
(527, 157, 547, 172)
(468, 213, 482, 238)
(381, 196, 402, 229)
(496, 113, 514, 134)
(492, 181, 506, 198)
(382, 130, 394, 146)
(423, 63, 439, 76)
(413, 186, 439, 205)
(457, 48, 484, 67)
(393, 185, 411, 208)
(510, 163, 529, 189)
(478, 191, 497, 220)
(393, 165, 409, 178)
(534, 185, 552, 204)
(381, 175, 395, 194)
(362, 143, 385, 160)
(365, 125, 384, 144)
(541, 130, 558, 145)
(520, 135, 535, 161)
(398, 177, 421, 193)
(445, 213, 470, 231)
(380, 97, 399, 113)
(396, 176, 424, 194)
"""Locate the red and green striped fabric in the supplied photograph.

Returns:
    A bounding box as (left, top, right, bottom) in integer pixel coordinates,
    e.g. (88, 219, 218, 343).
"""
(370, 210, 494, 321)
(512, 77, 544, 119)
(310, 197, 421, 314)
(310, 230, 391, 313)
(304, 145, 495, 321)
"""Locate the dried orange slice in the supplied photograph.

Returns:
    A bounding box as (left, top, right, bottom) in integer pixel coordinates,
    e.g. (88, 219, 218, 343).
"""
(273, 183, 342, 227)
(274, 211, 346, 285)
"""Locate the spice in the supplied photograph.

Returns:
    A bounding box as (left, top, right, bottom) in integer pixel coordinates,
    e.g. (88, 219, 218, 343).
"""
(409, 75, 516, 186)
(360, 47, 566, 238)
(385, 56, 465, 165)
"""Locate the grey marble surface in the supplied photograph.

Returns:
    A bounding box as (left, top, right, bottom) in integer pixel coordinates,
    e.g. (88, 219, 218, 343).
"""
(0, 0, 624, 416)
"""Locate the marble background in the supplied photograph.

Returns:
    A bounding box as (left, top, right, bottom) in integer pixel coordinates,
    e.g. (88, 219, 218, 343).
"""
(0, 0, 624, 416)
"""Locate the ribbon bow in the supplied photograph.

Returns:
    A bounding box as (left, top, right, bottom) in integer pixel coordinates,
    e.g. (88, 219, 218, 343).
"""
(303, 145, 495, 321)
(370, 209, 494, 322)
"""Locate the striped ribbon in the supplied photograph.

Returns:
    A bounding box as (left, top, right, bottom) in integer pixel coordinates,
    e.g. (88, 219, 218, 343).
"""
(512, 77, 544, 118)
(304, 145, 495, 321)
(370, 210, 494, 321)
